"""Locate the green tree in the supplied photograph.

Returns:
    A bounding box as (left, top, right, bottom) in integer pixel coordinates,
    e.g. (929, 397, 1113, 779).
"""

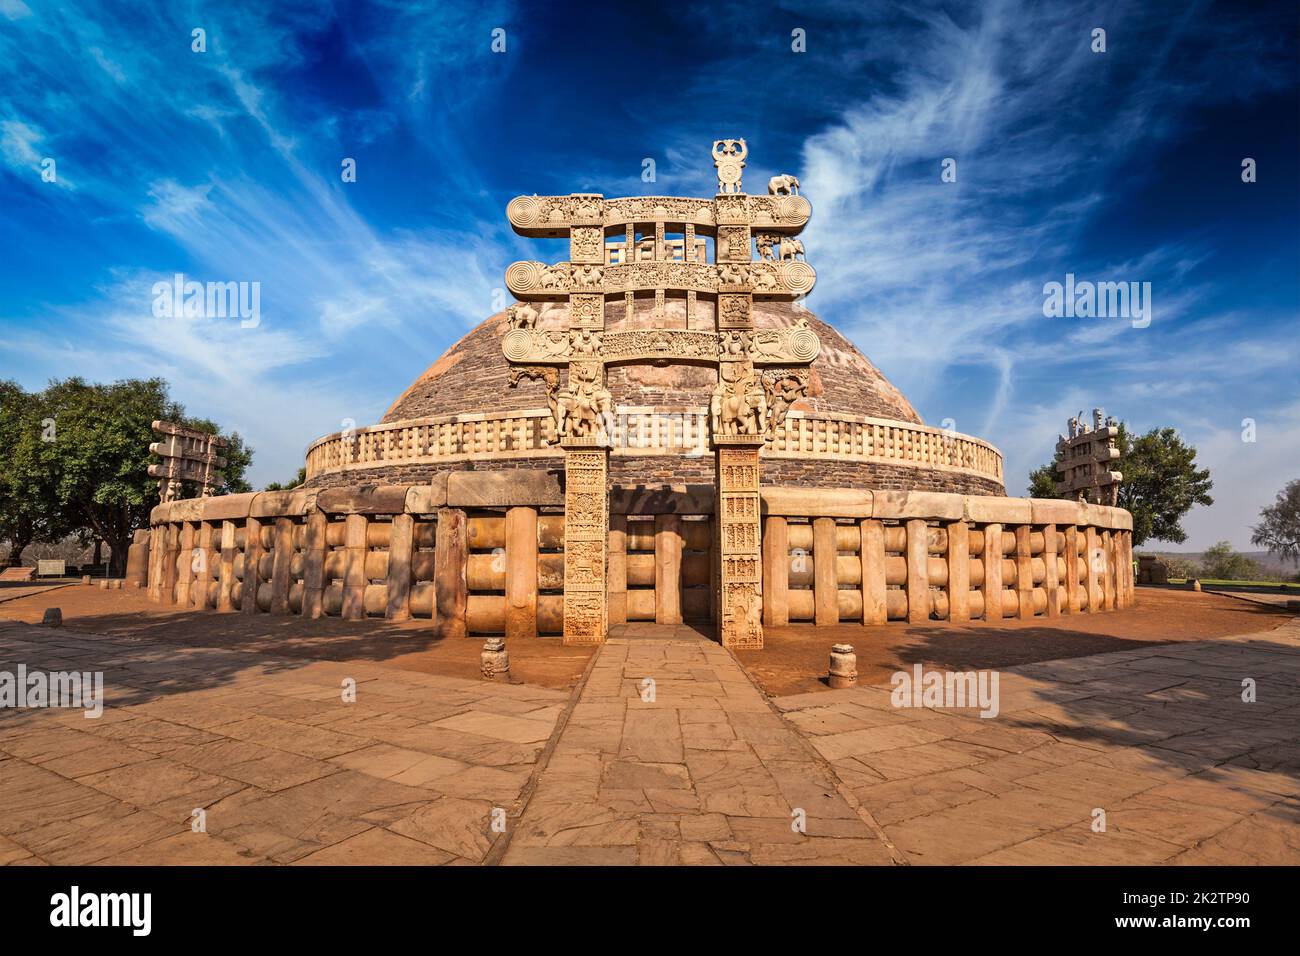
(1251, 479, 1300, 564)
(264, 467, 306, 491)
(9, 378, 251, 576)
(1027, 422, 1213, 546)
(0, 381, 75, 565)
(1199, 541, 1262, 581)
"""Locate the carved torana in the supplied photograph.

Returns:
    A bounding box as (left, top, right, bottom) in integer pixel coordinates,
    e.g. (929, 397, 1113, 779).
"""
(499, 141, 819, 646)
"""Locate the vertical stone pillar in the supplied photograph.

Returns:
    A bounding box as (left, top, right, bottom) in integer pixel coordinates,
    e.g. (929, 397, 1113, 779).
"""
(762, 515, 788, 627)
(302, 511, 327, 620)
(655, 513, 683, 625)
(717, 443, 763, 649)
(1103, 529, 1116, 610)
(387, 513, 414, 623)
(1015, 525, 1033, 620)
(608, 514, 628, 626)
(270, 516, 294, 615)
(813, 517, 838, 626)
(905, 519, 929, 623)
(194, 521, 214, 609)
(342, 514, 367, 621)
(147, 526, 166, 602)
(503, 507, 536, 638)
(982, 523, 1002, 621)
(1064, 525, 1080, 613)
(947, 519, 969, 623)
(562, 445, 608, 645)
(861, 519, 887, 625)
(1086, 526, 1102, 613)
(217, 520, 237, 612)
(1043, 524, 1060, 617)
(176, 522, 196, 608)
(242, 516, 262, 614)
(434, 508, 468, 639)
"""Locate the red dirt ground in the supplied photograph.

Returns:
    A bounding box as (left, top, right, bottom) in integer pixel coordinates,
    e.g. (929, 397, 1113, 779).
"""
(1, 585, 1287, 698)
(0, 585, 594, 691)
(737, 587, 1292, 696)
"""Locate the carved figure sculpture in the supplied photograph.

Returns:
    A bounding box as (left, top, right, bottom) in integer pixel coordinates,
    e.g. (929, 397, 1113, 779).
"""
(761, 370, 810, 437)
(712, 366, 768, 437)
(712, 138, 748, 194)
(754, 234, 777, 261)
(507, 303, 537, 330)
(777, 238, 805, 261)
(556, 365, 612, 441)
(768, 174, 800, 195)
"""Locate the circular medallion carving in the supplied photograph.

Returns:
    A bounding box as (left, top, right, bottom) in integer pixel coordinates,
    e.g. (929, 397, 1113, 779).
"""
(504, 260, 542, 293)
(501, 329, 534, 362)
(506, 196, 540, 227)
(779, 261, 816, 296)
(788, 326, 821, 362)
(776, 195, 811, 226)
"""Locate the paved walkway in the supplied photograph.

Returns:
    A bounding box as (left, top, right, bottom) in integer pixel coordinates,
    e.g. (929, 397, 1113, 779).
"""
(777, 618, 1300, 864)
(0, 621, 566, 865)
(2, 614, 1297, 865)
(501, 633, 897, 865)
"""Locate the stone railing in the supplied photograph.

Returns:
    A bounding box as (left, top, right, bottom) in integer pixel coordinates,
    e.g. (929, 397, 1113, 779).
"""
(304, 410, 1003, 484)
(139, 476, 1132, 640)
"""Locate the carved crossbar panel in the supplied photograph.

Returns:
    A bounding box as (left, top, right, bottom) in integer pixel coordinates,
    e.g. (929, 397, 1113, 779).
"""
(503, 260, 817, 299)
(500, 324, 821, 367)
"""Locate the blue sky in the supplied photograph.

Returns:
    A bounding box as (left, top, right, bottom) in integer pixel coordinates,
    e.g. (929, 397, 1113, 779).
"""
(0, 0, 1296, 550)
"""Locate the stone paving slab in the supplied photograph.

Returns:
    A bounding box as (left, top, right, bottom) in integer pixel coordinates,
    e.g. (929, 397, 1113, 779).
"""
(500, 635, 897, 866)
(0, 620, 567, 865)
(774, 618, 1300, 865)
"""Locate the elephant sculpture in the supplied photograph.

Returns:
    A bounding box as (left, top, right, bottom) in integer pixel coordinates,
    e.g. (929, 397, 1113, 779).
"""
(777, 238, 805, 261)
(768, 174, 800, 195)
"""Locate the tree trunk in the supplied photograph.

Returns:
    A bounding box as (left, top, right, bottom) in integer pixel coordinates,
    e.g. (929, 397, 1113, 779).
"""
(107, 535, 129, 578)
(4, 534, 32, 568)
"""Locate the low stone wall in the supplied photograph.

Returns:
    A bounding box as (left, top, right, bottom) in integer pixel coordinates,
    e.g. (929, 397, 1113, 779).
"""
(141, 474, 1134, 639)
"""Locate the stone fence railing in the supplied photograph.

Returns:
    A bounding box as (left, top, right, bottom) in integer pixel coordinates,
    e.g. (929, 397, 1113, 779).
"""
(303, 410, 1003, 484)
(136, 474, 1132, 640)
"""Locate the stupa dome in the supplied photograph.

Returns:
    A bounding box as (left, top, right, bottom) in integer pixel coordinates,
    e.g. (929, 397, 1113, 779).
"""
(304, 298, 1004, 495)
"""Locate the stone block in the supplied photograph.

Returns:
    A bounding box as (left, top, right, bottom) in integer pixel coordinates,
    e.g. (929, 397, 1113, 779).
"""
(1029, 498, 1083, 526)
(202, 492, 256, 521)
(447, 469, 563, 507)
(405, 475, 448, 514)
(964, 495, 1032, 525)
(872, 490, 964, 520)
(762, 487, 872, 518)
(315, 485, 407, 515)
(251, 488, 320, 518)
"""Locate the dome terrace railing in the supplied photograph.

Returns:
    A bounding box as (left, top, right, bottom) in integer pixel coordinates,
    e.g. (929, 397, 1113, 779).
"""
(304, 409, 1003, 484)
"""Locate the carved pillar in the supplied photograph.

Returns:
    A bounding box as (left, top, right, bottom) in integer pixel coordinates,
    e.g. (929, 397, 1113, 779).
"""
(562, 443, 608, 645)
(717, 442, 763, 649)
